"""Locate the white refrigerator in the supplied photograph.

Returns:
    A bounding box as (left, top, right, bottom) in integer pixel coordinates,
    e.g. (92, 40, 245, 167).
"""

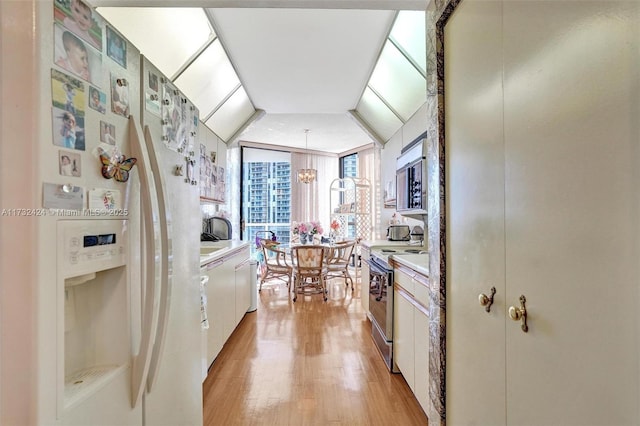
(0, 1, 203, 425)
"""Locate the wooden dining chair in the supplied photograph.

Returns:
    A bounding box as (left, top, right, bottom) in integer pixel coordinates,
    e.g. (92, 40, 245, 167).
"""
(259, 239, 293, 292)
(325, 240, 357, 292)
(291, 245, 328, 302)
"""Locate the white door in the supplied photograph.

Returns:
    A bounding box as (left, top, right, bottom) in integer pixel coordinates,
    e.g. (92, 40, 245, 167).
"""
(445, 1, 506, 424)
(445, 0, 640, 424)
(140, 59, 203, 426)
(503, 2, 640, 424)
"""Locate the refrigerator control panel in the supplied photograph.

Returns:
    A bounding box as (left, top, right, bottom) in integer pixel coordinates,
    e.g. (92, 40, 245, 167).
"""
(57, 219, 127, 279)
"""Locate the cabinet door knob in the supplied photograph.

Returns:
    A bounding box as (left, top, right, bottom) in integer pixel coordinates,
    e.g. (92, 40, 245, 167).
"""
(508, 305, 522, 320)
(478, 286, 496, 312)
(508, 295, 528, 332)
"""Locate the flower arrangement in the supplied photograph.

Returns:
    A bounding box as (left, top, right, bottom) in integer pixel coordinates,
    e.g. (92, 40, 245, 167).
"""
(291, 221, 303, 235)
(328, 219, 341, 243)
(308, 220, 323, 235)
(292, 221, 324, 236)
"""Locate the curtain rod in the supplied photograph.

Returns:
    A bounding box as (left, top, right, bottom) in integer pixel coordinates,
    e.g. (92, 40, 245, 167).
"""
(238, 140, 339, 157)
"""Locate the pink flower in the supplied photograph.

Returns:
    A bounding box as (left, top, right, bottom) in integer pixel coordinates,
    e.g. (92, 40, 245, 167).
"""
(292, 220, 324, 236)
(308, 221, 322, 235)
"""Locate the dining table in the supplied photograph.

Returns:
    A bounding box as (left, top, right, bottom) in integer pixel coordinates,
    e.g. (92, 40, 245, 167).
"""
(260, 238, 346, 285)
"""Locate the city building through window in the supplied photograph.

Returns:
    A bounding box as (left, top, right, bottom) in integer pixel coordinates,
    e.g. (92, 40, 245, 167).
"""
(242, 148, 292, 256)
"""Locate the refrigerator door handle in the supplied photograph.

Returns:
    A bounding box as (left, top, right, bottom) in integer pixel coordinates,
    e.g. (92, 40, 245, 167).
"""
(143, 125, 173, 393)
(129, 116, 162, 408)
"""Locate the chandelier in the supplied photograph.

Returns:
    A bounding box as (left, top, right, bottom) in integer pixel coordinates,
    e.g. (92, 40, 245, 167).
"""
(297, 129, 317, 184)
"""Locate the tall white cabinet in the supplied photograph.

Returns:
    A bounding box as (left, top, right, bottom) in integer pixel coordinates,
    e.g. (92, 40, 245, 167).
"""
(444, 1, 640, 425)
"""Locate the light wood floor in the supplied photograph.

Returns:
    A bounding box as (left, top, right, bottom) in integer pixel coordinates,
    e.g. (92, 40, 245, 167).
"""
(202, 275, 429, 425)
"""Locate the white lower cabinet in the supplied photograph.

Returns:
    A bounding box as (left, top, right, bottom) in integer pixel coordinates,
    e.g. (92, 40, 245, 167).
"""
(234, 258, 251, 324)
(394, 291, 414, 387)
(220, 257, 236, 343)
(393, 262, 429, 417)
(202, 245, 250, 368)
(203, 258, 225, 366)
(360, 245, 370, 316)
(413, 308, 429, 411)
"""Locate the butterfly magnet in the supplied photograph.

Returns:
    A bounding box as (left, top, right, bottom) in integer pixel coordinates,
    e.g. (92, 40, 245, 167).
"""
(98, 147, 137, 182)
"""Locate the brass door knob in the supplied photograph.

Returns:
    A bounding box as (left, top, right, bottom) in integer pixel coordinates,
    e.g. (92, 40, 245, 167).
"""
(478, 287, 496, 312)
(508, 305, 523, 320)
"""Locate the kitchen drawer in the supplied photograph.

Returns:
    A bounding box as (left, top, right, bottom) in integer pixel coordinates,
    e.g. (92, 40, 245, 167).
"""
(413, 272, 429, 310)
(413, 280, 429, 312)
(394, 264, 415, 296)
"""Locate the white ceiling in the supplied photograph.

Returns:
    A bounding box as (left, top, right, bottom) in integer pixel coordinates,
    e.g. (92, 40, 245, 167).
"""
(94, 1, 426, 153)
(240, 113, 372, 152)
(207, 8, 393, 152)
(209, 9, 393, 114)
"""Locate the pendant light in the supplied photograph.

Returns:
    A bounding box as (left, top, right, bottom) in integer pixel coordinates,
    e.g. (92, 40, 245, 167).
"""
(297, 129, 317, 184)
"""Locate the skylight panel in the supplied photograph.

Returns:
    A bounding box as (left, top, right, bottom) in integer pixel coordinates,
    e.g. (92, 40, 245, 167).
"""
(174, 40, 241, 117)
(97, 7, 213, 79)
(205, 87, 255, 142)
(355, 87, 404, 141)
(368, 40, 426, 121)
(389, 11, 426, 76)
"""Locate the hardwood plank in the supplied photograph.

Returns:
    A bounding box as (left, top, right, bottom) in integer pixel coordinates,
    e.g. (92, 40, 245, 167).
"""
(203, 277, 428, 425)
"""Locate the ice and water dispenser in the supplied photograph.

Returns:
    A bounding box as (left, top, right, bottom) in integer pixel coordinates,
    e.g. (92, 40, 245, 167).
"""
(57, 219, 133, 419)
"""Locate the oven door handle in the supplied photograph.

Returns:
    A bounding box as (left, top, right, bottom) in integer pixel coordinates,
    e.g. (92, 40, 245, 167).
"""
(363, 258, 384, 274)
(364, 258, 392, 286)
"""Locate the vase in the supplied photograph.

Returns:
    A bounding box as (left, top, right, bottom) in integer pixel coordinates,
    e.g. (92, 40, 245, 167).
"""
(300, 233, 309, 244)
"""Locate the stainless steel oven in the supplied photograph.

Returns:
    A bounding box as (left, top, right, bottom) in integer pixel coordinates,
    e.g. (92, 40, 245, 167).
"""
(365, 253, 398, 373)
(365, 246, 428, 372)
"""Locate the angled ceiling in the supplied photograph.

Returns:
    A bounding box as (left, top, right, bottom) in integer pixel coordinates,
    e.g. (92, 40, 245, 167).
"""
(207, 8, 393, 152)
(95, 1, 426, 154)
(208, 8, 393, 114)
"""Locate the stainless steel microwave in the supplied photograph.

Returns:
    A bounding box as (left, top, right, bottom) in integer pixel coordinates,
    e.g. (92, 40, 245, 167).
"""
(396, 138, 427, 216)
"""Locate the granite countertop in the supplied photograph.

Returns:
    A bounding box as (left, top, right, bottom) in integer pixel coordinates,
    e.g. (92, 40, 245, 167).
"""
(360, 239, 425, 249)
(200, 240, 249, 266)
(390, 254, 429, 277)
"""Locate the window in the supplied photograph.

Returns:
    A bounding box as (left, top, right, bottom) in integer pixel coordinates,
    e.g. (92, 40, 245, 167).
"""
(340, 153, 358, 178)
(241, 148, 292, 257)
(339, 153, 359, 237)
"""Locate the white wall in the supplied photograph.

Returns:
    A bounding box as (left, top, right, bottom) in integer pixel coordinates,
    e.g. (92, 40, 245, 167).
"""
(1, 2, 39, 424)
(200, 124, 230, 224)
(378, 103, 428, 239)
